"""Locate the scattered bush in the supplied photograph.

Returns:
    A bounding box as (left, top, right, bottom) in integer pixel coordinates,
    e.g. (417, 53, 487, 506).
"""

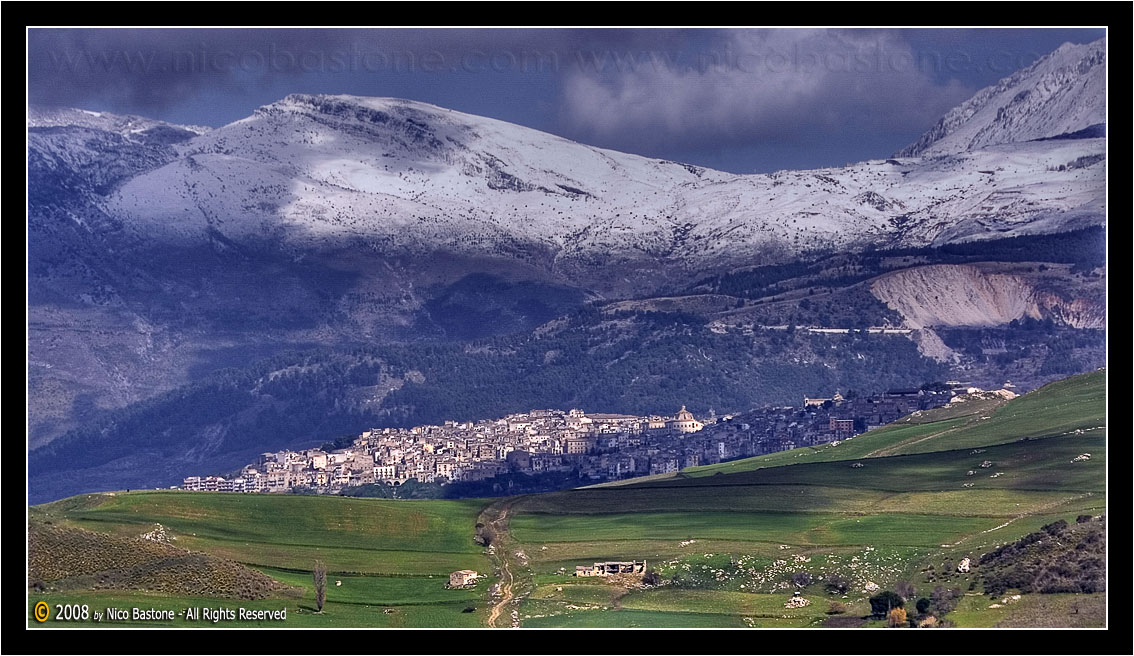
(979, 520, 1106, 596)
(930, 586, 962, 615)
(826, 601, 847, 615)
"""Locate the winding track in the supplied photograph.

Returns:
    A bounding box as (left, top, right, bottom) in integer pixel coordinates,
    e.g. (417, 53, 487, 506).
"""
(482, 497, 526, 628)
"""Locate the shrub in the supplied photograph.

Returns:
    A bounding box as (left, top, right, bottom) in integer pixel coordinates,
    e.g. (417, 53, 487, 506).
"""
(824, 574, 850, 594)
(895, 580, 916, 601)
(791, 571, 812, 587)
(915, 598, 931, 615)
(826, 601, 847, 615)
(642, 570, 663, 587)
(475, 523, 495, 547)
(930, 586, 961, 615)
(1042, 519, 1068, 535)
(869, 591, 904, 617)
(887, 607, 907, 627)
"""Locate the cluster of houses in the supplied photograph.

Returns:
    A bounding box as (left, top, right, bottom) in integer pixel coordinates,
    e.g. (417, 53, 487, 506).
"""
(179, 384, 971, 494)
(179, 404, 708, 493)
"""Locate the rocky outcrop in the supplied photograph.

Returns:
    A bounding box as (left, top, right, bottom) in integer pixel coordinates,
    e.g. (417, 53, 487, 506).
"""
(1035, 293, 1105, 330)
(872, 265, 1040, 328)
(870, 264, 1103, 329)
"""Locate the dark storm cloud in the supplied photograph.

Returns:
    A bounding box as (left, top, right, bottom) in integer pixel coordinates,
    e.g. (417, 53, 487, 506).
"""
(27, 28, 703, 114)
(27, 27, 1105, 172)
(558, 29, 980, 155)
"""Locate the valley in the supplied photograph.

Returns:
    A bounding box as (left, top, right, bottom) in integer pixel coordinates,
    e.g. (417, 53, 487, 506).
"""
(28, 369, 1106, 628)
(26, 30, 1108, 632)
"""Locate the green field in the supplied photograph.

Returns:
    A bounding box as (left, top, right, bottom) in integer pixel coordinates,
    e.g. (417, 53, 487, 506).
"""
(28, 370, 1106, 628)
(513, 511, 1008, 547)
(503, 370, 1106, 627)
(522, 607, 759, 628)
(29, 492, 495, 628)
(28, 589, 486, 628)
(38, 492, 490, 575)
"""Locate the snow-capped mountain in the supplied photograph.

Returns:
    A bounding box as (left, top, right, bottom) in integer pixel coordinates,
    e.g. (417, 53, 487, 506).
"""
(26, 38, 1108, 500)
(62, 92, 1097, 288)
(896, 38, 1105, 157)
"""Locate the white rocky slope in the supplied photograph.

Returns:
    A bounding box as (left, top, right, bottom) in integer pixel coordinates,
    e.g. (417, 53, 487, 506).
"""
(896, 38, 1105, 157)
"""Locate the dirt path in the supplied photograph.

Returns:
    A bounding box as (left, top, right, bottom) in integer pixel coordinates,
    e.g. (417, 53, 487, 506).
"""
(866, 420, 976, 458)
(866, 398, 1012, 458)
(481, 497, 527, 628)
(940, 492, 1097, 548)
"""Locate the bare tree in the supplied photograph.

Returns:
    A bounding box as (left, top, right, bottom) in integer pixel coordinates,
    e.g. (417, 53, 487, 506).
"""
(313, 560, 327, 613)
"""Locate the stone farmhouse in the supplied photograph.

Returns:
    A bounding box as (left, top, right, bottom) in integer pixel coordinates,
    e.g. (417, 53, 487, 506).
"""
(575, 560, 647, 577)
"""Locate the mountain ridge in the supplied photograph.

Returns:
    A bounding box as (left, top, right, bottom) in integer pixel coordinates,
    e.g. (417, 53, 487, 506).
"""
(896, 38, 1105, 157)
(32, 37, 1106, 294)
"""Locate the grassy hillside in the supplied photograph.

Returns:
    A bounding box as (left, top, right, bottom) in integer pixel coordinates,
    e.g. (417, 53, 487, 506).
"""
(28, 519, 294, 600)
(503, 370, 1106, 628)
(680, 369, 1105, 478)
(28, 370, 1106, 628)
(36, 492, 489, 575)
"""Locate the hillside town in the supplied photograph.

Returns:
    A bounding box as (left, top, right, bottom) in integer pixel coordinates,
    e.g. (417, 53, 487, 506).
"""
(178, 383, 990, 495)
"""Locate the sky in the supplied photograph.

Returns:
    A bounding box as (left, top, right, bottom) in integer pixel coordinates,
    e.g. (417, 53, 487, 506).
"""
(27, 27, 1106, 174)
